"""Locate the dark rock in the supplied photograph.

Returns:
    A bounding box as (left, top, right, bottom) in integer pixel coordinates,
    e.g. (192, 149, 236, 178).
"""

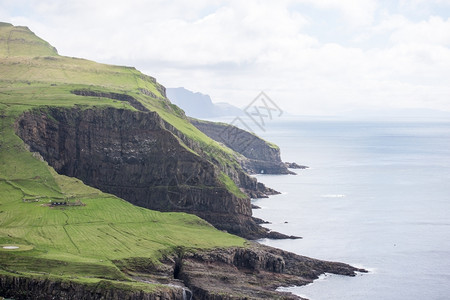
(0, 274, 183, 300)
(266, 231, 302, 240)
(285, 162, 308, 169)
(177, 243, 366, 299)
(252, 217, 271, 224)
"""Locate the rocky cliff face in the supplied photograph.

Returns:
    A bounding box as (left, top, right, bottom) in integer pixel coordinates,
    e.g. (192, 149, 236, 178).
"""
(15, 107, 283, 239)
(0, 275, 183, 300)
(190, 119, 294, 175)
(120, 243, 366, 300)
(70, 89, 278, 199)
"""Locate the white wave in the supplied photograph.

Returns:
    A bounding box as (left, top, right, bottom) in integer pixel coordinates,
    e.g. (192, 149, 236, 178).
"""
(321, 194, 346, 198)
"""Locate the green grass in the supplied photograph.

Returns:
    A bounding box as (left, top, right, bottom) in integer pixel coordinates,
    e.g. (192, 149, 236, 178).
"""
(0, 23, 248, 294)
(0, 23, 57, 57)
(219, 172, 247, 198)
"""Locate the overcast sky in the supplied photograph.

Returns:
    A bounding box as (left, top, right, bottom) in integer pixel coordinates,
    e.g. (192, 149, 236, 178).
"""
(2, 0, 450, 116)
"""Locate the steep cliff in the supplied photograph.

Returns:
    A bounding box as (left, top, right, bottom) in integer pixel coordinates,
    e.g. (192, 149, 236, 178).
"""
(15, 106, 287, 239)
(191, 119, 294, 175)
(70, 89, 279, 199)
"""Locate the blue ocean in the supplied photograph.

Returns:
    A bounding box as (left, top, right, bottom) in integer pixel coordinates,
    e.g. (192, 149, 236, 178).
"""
(248, 119, 450, 299)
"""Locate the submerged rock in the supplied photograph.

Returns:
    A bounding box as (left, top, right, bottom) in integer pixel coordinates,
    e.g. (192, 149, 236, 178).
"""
(284, 162, 308, 169)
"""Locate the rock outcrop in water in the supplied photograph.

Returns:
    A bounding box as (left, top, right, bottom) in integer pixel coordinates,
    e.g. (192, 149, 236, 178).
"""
(285, 162, 308, 169)
(15, 106, 291, 239)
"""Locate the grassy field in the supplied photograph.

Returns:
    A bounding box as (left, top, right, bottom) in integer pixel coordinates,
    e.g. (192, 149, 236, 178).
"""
(0, 22, 247, 293)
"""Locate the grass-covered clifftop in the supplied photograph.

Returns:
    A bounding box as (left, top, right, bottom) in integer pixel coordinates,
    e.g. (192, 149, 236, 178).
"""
(0, 22, 247, 295)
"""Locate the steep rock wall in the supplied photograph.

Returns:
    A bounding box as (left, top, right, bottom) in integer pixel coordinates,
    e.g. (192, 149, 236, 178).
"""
(190, 119, 293, 175)
(0, 275, 183, 300)
(15, 107, 273, 238)
(70, 89, 278, 198)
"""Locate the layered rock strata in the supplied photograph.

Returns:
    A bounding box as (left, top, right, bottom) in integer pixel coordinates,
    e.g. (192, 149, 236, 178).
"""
(118, 243, 367, 300)
(15, 107, 289, 239)
(0, 243, 366, 299)
(0, 275, 183, 300)
(190, 119, 295, 175)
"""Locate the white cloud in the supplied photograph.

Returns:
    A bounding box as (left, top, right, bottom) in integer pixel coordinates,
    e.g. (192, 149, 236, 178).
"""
(390, 16, 450, 45)
(1, 0, 450, 116)
(291, 0, 378, 26)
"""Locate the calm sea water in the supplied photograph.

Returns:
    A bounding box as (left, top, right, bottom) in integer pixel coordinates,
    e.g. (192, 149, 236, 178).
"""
(249, 119, 450, 300)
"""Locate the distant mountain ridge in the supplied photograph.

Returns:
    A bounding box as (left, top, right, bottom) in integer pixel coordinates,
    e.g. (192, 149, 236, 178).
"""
(166, 87, 242, 118)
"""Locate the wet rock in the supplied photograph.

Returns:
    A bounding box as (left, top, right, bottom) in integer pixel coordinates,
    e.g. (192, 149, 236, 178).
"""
(284, 162, 308, 169)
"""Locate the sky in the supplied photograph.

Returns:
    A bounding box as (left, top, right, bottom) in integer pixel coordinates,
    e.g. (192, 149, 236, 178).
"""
(1, 0, 450, 116)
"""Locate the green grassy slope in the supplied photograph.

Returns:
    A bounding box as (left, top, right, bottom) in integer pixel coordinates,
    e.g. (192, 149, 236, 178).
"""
(0, 23, 245, 292)
(0, 22, 57, 57)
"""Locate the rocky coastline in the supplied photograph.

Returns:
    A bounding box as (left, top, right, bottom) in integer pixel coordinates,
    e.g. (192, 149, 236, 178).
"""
(8, 103, 365, 300)
(9, 106, 366, 299)
(1, 243, 366, 300)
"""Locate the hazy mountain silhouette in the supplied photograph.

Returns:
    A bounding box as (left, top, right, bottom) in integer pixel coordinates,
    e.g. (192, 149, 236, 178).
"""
(166, 87, 243, 118)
